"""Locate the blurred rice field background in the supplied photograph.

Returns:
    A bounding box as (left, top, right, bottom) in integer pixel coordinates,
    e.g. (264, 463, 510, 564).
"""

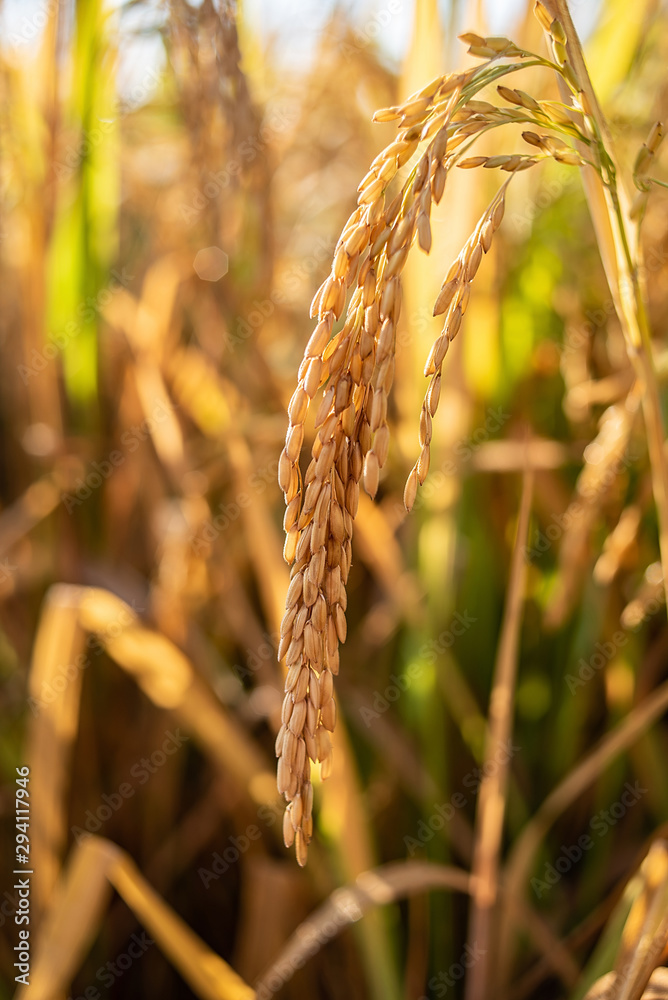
(1, 1, 668, 998)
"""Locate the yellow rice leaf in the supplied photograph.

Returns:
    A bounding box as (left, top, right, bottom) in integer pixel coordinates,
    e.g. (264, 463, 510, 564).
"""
(17, 836, 254, 1000)
(26, 583, 277, 922)
(76, 587, 277, 804)
(612, 840, 668, 1000)
(26, 585, 86, 920)
(110, 847, 255, 1000)
(15, 837, 117, 1000)
(585, 0, 653, 103)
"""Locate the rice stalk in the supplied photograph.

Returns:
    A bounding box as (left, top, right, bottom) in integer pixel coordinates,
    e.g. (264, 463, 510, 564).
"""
(536, 0, 668, 617)
(572, 839, 668, 1000)
(26, 586, 86, 924)
(500, 676, 668, 987)
(606, 839, 668, 1000)
(0, 475, 62, 560)
(464, 469, 534, 1000)
(545, 387, 641, 628)
(254, 860, 474, 997)
(584, 970, 668, 1000)
(254, 855, 583, 998)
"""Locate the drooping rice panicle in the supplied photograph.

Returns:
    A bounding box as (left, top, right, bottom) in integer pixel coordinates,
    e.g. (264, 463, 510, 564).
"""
(276, 10, 615, 864)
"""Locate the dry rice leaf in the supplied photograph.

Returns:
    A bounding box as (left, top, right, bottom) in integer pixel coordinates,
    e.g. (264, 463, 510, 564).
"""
(466, 471, 534, 1000)
(18, 836, 254, 1000)
(132, 253, 188, 356)
(165, 353, 287, 634)
(99, 286, 139, 346)
(27, 578, 277, 931)
(77, 588, 190, 708)
(585, 969, 668, 1000)
(254, 855, 576, 998)
(165, 345, 232, 437)
(471, 439, 573, 472)
(77, 587, 277, 805)
(15, 837, 118, 1000)
(609, 840, 668, 1000)
(544, 394, 639, 630)
(102, 253, 187, 356)
(110, 846, 255, 1000)
(131, 360, 184, 470)
(499, 680, 668, 986)
(621, 566, 666, 631)
(318, 714, 400, 996)
(103, 258, 186, 470)
(0, 475, 60, 558)
(255, 861, 472, 997)
(514, 897, 581, 990)
(178, 680, 278, 806)
(226, 434, 289, 638)
(26, 585, 87, 922)
(235, 859, 305, 985)
(594, 505, 643, 587)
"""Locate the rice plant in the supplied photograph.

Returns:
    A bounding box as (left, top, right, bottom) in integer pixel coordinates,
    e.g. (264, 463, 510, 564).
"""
(2, 2, 668, 999)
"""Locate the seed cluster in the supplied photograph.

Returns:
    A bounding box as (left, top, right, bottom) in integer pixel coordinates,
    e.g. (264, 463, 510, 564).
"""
(277, 11, 598, 864)
(404, 184, 508, 512)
